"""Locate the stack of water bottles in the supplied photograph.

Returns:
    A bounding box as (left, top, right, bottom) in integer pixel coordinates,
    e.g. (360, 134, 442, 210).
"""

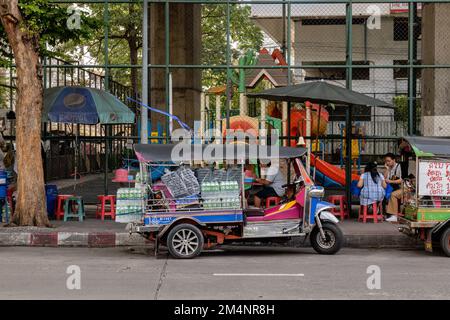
(219, 180, 240, 209)
(201, 181, 221, 209)
(201, 180, 240, 209)
(115, 188, 145, 223)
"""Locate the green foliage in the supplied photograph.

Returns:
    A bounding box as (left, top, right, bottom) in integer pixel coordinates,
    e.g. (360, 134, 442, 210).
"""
(0, 1, 101, 67)
(393, 95, 421, 131)
(56, 3, 142, 89)
(201, 4, 264, 90)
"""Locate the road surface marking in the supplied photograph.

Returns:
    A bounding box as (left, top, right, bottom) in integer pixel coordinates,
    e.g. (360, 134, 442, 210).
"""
(213, 273, 304, 277)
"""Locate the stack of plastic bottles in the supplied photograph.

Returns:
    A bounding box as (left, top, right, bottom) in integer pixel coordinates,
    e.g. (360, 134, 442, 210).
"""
(115, 188, 145, 222)
(219, 180, 240, 209)
(201, 180, 240, 209)
(201, 181, 221, 209)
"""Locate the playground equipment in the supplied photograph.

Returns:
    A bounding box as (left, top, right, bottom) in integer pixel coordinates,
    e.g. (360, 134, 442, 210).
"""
(340, 123, 366, 173)
(286, 104, 329, 148)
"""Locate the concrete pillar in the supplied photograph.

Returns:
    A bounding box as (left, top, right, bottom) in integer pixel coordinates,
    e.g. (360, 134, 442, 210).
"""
(421, 3, 450, 136)
(149, 3, 202, 131)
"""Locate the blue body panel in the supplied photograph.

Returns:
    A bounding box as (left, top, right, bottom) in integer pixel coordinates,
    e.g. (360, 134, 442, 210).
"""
(307, 186, 335, 225)
(144, 210, 244, 226)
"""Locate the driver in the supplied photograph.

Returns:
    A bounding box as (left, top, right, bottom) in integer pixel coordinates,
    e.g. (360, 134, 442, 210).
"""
(253, 161, 286, 208)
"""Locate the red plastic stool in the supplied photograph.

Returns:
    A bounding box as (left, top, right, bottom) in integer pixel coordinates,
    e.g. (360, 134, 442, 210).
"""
(96, 195, 116, 220)
(327, 195, 348, 220)
(265, 196, 281, 208)
(358, 202, 383, 223)
(56, 195, 74, 220)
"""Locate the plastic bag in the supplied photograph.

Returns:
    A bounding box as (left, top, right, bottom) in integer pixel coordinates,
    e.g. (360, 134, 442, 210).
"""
(385, 183, 394, 200)
(350, 180, 362, 197)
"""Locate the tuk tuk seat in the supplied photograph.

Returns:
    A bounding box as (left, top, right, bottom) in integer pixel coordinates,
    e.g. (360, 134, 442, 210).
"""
(244, 208, 265, 217)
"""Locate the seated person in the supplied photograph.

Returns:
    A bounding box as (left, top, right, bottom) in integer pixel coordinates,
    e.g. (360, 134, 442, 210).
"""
(384, 153, 403, 222)
(357, 161, 386, 207)
(253, 161, 286, 208)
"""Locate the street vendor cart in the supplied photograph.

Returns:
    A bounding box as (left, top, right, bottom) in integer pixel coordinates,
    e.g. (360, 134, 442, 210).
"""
(398, 136, 450, 257)
(124, 143, 343, 259)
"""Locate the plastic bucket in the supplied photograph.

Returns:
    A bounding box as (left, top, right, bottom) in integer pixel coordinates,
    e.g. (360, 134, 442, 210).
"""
(45, 185, 58, 216)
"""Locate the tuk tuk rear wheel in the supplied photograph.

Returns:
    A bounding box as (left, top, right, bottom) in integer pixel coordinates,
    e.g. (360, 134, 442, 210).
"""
(310, 222, 343, 255)
(440, 227, 450, 257)
(167, 224, 204, 259)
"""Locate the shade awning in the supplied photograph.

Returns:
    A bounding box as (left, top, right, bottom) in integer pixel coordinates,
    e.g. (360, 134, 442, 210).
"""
(247, 81, 393, 108)
(404, 136, 450, 157)
(134, 143, 307, 163)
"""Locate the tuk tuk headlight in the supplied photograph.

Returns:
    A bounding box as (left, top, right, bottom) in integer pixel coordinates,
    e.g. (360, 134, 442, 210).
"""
(308, 187, 324, 198)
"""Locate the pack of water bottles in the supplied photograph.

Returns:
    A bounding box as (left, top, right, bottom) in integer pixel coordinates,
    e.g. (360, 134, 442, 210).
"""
(219, 180, 240, 198)
(219, 180, 240, 209)
(201, 180, 240, 209)
(115, 187, 145, 223)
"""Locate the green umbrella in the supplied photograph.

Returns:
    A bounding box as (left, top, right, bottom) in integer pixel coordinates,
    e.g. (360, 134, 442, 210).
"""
(43, 86, 135, 124)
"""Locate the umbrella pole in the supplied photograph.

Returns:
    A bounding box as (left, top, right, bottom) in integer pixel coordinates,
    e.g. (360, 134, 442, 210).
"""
(345, 106, 353, 217)
(73, 129, 78, 193)
(104, 125, 109, 196)
(305, 102, 311, 174)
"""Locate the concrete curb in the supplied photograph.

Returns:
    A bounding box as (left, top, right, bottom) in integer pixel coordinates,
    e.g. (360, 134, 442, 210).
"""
(0, 230, 421, 249)
(0, 231, 150, 247)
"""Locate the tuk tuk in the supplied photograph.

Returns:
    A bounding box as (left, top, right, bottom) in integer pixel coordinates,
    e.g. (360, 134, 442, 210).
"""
(124, 143, 343, 259)
(398, 136, 450, 257)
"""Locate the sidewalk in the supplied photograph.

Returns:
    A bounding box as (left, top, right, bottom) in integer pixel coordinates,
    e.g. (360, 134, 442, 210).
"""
(0, 216, 420, 249)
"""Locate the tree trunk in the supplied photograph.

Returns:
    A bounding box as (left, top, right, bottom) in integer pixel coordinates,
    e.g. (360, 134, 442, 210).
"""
(0, 1, 50, 226)
(128, 37, 139, 99)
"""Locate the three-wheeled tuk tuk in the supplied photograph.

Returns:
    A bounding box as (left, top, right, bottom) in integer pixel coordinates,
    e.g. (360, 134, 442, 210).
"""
(398, 136, 450, 257)
(125, 143, 343, 259)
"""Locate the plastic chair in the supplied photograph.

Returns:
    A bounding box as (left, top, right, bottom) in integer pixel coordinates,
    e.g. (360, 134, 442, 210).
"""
(56, 195, 74, 220)
(328, 195, 349, 220)
(96, 195, 116, 220)
(265, 196, 281, 208)
(358, 202, 383, 223)
(63, 196, 85, 222)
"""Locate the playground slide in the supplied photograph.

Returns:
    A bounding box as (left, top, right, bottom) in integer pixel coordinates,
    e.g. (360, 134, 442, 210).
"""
(310, 154, 360, 186)
(313, 169, 342, 188)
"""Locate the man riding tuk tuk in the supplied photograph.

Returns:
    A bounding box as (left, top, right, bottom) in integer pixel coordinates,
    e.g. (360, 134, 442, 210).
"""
(124, 143, 343, 259)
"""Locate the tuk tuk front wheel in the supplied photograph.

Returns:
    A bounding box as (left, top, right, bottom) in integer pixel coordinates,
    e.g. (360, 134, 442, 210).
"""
(440, 227, 450, 257)
(310, 222, 343, 255)
(167, 224, 204, 259)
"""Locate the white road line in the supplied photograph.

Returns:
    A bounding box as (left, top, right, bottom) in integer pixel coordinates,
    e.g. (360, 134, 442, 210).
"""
(213, 273, 304, 277)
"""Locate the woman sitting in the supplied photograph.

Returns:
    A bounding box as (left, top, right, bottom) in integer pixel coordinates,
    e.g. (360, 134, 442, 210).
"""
(357, 162, 387, 209)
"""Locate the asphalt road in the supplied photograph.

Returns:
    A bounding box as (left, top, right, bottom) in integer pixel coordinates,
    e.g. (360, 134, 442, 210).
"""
(0, 246, 449, 300)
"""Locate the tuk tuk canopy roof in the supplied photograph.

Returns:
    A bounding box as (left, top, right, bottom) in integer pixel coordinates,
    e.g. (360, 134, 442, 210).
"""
(134, 143, 307, 163)
(404, 136, 450, 157)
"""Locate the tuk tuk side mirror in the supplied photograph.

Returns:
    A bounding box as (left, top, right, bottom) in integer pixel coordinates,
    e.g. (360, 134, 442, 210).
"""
(307, 187, 324, 198)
